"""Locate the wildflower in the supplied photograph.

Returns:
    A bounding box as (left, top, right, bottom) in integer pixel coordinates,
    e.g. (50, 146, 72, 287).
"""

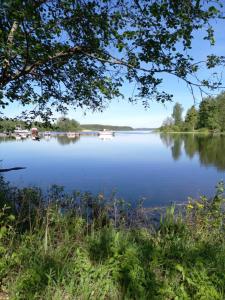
(187, 203, 194, 209)
(196, 202, 204, 209)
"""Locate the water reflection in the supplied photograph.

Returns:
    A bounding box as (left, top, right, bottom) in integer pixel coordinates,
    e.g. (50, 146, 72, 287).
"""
(0, 136, 27, 143)
(0, 135, 81, 145)
(0, 137, 12, 143)
(98, 135, 114, 141)
(55, 135, 80, 145)
(171, 137, 182, 161)
(160, 133, 225, 171)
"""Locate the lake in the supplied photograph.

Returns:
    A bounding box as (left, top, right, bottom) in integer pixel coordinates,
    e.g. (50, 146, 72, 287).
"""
(1, 132, 225, 207)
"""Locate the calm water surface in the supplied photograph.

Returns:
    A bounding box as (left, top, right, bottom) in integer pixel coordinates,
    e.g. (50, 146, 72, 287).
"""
(1, 132, 225, 206)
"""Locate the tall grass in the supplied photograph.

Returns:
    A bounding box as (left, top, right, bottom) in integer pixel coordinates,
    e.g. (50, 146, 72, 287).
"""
(0, 177, 224, 299)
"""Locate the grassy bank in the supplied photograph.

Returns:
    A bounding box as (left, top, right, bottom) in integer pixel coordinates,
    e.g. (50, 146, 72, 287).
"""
(0, 178, 225, 299)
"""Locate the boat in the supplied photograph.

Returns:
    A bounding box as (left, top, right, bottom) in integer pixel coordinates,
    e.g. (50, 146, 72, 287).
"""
(14, 126, 30, 136)
(14, 126, 30, 139)
(98, 129, 115, 137)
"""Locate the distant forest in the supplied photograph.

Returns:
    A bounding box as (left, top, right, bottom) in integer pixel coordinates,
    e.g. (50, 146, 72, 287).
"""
(81, 124, 133, 131)
(0, 118, 133, 133)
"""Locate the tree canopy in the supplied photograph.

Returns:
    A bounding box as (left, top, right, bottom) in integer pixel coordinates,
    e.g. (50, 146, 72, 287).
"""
(172, 102, 183, 126)
(185, 106, 198, 131)
(55, 117, 80, 132)
(0, 0, 224, 121)
(198, 98, 219, 130)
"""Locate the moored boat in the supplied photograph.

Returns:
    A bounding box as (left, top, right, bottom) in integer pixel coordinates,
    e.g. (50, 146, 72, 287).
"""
(98, 129, 115, 136)
(14, 126, 30, 136)
(14, 126, 30, 139)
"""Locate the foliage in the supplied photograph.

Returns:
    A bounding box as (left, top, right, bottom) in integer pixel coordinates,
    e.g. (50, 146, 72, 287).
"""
(184, 105, 198, 131)
(0, 0, 223, 121)
(0, 117, 133, 133)
(172, 102, 183, 126)
(0, 118, 53, 132)
(54, 117, 80, 132)
(198, 97, 220, 130)
(216, 93, 225, 131)
(161, 92, 225, 132)
(0, 119, 26, 133)
(0, 177, 224, 299)
(0, 117, 81, 133)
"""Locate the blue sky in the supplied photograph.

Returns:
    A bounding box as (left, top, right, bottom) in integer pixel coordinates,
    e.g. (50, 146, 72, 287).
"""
(4, 17, 225, 128)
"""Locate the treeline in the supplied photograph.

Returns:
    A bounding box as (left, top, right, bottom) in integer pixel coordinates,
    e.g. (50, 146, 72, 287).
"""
(0, 118, 81, 133)
(161, 92, 225, 132)
(81, 124, 133, 131)
(0, 119, 28, 133)
(0, 119, 53, 133)
(0, 118, 133, 133)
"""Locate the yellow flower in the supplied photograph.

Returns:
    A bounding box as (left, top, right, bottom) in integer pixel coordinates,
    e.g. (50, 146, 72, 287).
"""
(196, 203, 204, 209)
(187, 204, 194, 209)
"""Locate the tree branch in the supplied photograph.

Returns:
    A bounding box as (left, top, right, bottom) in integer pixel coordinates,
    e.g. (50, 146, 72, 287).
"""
(2, 20, 19, 77)
(1, 44, 224, 94)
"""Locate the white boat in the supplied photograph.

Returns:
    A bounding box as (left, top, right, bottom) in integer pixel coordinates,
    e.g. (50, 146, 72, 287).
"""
(14, 129, 29, 135)
(98, 129, 115, 136)
(14, 126, 30, 137)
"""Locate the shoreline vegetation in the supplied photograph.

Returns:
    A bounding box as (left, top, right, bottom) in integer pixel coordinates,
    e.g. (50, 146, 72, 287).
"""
(0, 177, 224, 299)
(160, 92, 225, 134)
(0, 118, 134, 134)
